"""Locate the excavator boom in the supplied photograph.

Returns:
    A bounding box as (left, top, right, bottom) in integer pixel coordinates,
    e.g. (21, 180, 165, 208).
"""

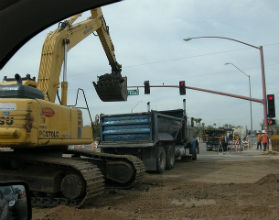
(37, 8, 127, 104)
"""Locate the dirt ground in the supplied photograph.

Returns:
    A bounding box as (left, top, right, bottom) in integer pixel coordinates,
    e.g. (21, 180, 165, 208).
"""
(32, 144, 279, 220)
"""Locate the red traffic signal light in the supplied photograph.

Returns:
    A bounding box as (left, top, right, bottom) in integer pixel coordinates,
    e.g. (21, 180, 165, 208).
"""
(267, 94, 275, 118)
(179, 81, 186, 95)
(268, 119, 276, 126)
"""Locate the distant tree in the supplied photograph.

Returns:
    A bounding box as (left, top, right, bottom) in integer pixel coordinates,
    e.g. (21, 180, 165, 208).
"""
(91, 114, 101, 139)
(196, 118, 202, 125)
(192, 118, 202, 126)
(191, 118, 203, 137)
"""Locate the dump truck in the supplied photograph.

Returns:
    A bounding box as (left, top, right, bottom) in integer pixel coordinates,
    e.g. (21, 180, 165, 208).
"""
(99, 104, 199, 173)
(203, 128, 232, 151)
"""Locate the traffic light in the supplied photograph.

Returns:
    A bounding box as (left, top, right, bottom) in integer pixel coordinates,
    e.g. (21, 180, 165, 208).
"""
(268, 119, 276, 126)
(267, 94, 275, 118)
(144, 80, 150, 94)
(179, 81, 186, 95)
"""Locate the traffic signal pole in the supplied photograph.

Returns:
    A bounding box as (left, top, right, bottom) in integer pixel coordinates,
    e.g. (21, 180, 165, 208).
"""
(183, 36, 268, 131)
(259, 46, 268, 131)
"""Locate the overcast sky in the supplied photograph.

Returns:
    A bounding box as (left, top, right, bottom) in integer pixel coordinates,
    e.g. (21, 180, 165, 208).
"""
(1, 0, 278, 130)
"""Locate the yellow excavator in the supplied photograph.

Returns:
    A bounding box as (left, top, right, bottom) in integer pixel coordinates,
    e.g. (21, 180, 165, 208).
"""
(0, 8, 144, 208)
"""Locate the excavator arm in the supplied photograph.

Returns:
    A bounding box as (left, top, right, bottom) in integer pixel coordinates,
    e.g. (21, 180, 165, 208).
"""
(91, 9, 121, 74)
(91, 9, 127, 101)
(37, 7, 127, 104)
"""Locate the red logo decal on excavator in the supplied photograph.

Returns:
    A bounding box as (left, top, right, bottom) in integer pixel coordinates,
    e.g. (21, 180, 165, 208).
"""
(42, 107, 55, 117)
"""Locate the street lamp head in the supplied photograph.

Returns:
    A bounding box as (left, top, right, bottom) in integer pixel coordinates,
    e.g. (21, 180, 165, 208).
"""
(183, 38, 192, 42)
(224, 62, 250, 78)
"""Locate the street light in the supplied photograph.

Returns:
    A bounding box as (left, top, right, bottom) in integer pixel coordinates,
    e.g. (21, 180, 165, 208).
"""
(225, 62, 253, 132)
(183, 36, 268, 131)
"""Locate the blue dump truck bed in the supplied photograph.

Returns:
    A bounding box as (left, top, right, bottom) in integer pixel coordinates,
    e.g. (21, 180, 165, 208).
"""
(99, 109, 198, 173)
(100, 110, 184, 146)
(101, 113, 153, 144)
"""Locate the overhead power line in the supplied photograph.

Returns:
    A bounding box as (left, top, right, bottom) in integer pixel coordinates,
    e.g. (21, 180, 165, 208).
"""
(125, 42, 279, 68)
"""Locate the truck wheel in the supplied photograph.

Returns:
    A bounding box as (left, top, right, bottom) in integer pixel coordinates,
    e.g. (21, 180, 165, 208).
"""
(166, 145, 175, 170)
(156, 146, 166, 173)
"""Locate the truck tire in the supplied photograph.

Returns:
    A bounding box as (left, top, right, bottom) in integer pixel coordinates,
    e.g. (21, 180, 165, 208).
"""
(166, 145, 175, 170)
(156, 146, 166, 173)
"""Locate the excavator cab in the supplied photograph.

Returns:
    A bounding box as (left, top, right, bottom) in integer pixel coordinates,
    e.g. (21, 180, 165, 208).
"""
(93, 73, 127, 101)
(0, 74, 44, 99)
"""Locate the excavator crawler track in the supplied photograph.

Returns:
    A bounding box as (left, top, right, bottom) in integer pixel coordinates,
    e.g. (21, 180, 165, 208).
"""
(0, 149, 145, 208)
(0, 153, 104, 208)
(67, 149, 145, 188)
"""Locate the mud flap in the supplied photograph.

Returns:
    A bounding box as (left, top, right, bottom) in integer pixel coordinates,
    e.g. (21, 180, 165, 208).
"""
(93, 74, 127, 101)
(189, 140, 199, 154)
(190, 140, 198, 160)
(141, 148, 157, 171)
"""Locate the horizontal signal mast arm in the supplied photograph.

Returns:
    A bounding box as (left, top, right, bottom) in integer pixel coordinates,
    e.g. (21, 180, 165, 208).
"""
(127, 84, 263, 104)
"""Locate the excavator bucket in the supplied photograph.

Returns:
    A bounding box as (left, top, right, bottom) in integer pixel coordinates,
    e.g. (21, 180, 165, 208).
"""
(93, 74, 127, 101)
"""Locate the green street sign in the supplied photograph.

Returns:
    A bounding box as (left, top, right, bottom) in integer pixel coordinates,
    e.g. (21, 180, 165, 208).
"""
(128, 89, 139, 96)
